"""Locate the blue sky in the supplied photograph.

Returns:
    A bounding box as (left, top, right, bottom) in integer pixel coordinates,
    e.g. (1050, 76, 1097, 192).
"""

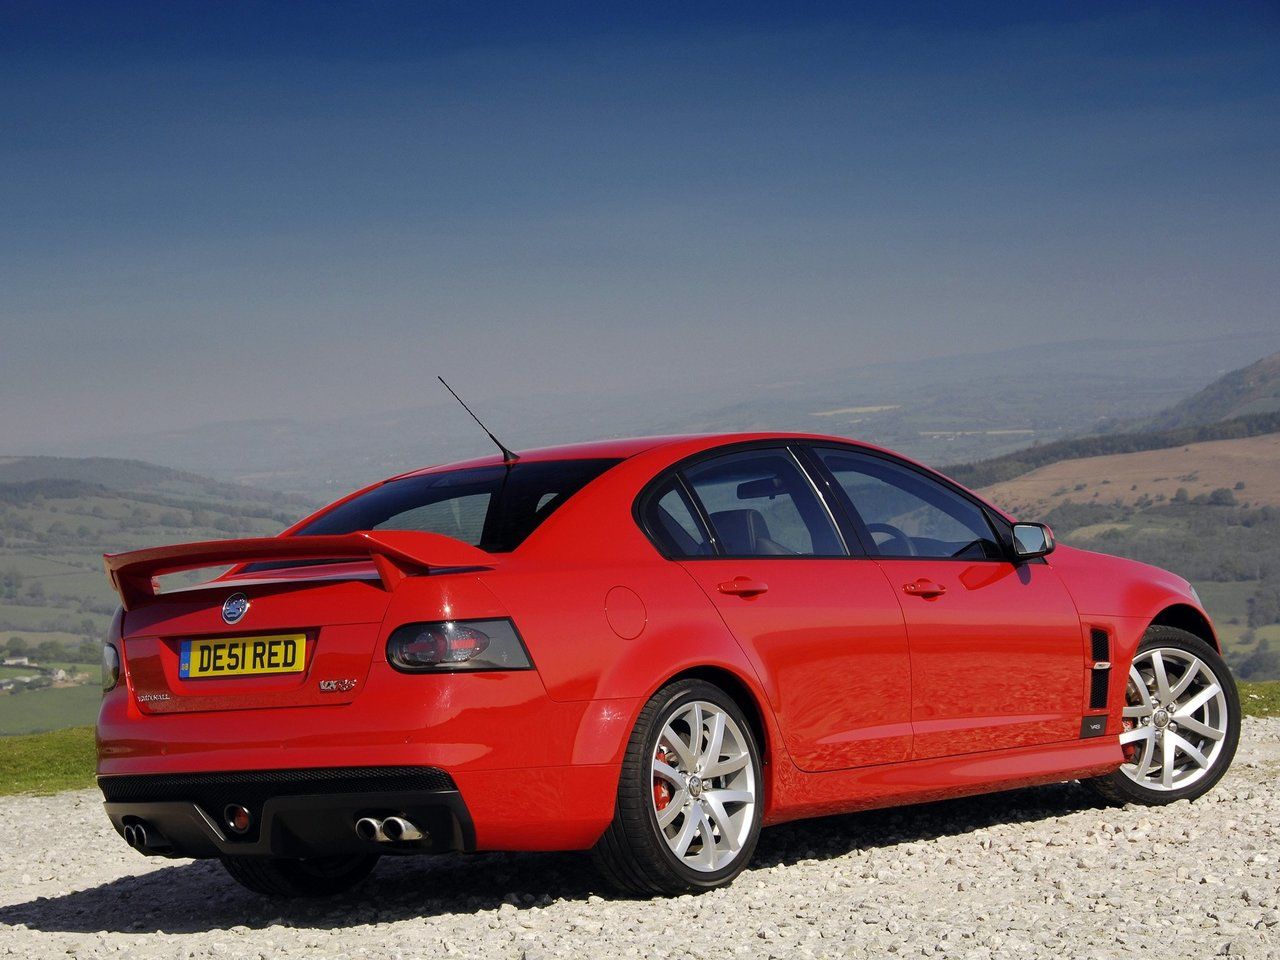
(1, 2, 1277, 445)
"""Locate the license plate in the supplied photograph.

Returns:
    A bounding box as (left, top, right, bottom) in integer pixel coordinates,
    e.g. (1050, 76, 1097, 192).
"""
(179, 634, 307, 679)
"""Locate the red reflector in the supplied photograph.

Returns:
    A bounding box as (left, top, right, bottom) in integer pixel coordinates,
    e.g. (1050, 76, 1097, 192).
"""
(224, 804, 252, 834)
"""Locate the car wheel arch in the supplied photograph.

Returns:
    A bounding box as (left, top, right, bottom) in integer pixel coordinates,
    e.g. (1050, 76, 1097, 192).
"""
(656, 664, 773, 770)
(1149, 603, 1219, 653)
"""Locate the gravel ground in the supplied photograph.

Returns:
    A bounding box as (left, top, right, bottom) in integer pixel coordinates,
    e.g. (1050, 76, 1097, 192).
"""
(2, 718, 1278, 960)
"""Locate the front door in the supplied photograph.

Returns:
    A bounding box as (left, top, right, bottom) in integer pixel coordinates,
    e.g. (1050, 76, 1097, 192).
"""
(812, 447, 1084, 760)
(648, 446, 913, 772)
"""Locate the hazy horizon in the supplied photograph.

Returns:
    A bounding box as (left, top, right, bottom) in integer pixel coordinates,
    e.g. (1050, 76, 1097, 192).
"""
(3, 2, 1278, 452)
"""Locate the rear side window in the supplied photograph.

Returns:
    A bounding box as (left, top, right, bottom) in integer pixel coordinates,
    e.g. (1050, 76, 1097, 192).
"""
(291, 458, 620, 553)
(681, 449, 845, 557)
(645, 481, 714, 556)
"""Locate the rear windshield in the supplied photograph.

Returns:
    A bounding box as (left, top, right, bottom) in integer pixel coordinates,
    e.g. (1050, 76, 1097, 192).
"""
(289, 458, 620, 553)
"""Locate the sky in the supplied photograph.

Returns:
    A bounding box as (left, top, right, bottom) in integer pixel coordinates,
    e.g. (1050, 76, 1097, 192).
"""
(1, 1, 1278, 448)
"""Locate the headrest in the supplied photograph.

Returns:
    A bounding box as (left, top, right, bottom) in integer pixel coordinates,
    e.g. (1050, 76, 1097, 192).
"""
(709, 509, 772, 555)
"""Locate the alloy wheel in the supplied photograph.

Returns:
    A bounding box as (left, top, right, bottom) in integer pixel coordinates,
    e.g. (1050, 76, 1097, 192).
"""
(650, 700, 757, 872)
(1119, 647, 1230, 792)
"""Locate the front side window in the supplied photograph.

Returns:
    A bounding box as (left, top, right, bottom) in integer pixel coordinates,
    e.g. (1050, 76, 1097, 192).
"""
(681, 449, 845, 557)
(816, 448, 1002, 560)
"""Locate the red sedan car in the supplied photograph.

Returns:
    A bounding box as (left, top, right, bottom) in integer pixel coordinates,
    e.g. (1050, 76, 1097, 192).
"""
(97, 433, 1240, 897)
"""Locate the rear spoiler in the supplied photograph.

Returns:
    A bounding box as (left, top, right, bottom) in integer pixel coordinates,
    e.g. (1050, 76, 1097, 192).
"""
(103, 531, 494, 610)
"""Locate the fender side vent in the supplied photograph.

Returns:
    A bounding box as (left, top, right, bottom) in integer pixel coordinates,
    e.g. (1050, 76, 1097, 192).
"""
(1089, 668, 1110, 708)
(1090, 627, 1110, 663)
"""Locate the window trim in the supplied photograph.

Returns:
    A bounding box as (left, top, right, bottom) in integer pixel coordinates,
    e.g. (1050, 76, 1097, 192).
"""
(644, 474, 720, 558)
(634, 438, 1021, 563)
(634, 440, 858, 561)
(804, 442, 1016, 563)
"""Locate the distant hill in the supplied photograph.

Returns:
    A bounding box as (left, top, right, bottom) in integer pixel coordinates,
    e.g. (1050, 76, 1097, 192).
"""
(0, 456, 310, 508)
(980, 432, 1280, 516)
(945, 410, 1280, 490)
(0, 456, 320, 732)
(1141, 351, 1280, 430)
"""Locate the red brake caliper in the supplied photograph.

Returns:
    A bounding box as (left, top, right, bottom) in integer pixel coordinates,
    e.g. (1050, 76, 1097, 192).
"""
(1121, 688, 1140, 761)
(654, 747, 672, 811)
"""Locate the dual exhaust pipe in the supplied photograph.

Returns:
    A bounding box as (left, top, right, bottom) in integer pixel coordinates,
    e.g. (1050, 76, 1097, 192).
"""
(122, 821, 170, 853)
(126, 814, 426, 850)
(355, 815, 425, 843)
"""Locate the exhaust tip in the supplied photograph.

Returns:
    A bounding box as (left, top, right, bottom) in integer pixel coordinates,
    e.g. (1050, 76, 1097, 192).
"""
(123, 820, 170, 854)
(382, 816, 425, 842)
(355, 817, 385, 842)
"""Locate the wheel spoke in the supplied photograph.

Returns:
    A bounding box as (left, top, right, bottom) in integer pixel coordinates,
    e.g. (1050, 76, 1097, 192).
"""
(1171, 733, 1210, 769)
(661, 723, 695, 769)
(700, 711, 726, 774)
(656, 792, 686, 828)
(688, 703, 704, 757)
(1123, 703, 1153, 718)
(1129, 664, 1153, 708)
(1151, 651, 1173, 702)
(1175, 684, 1221, 718)
(1119, 727, 1153, 745)
(672, 808, 701, 857)
(1130, 730, 1156, 780)
(696, 812, 718, 869)
(703, 750, 749, 779)
(1175, 715, 1224, 741)
(704, 788, 753, 805)
(653, 761, 685, 787)
(1169, 658, 1202, 699)
(702, 796, 741, 853)
(1161, 733, 1175, 789)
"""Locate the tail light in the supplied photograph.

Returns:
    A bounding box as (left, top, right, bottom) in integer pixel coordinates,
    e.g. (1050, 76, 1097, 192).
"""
(103, 608, 123, 692)
(386, 619, 533, 673)
(103, 643, 121, 692)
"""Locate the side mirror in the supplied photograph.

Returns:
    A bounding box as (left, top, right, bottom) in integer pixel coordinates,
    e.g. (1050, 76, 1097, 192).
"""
(1012, 522, 1055, 559)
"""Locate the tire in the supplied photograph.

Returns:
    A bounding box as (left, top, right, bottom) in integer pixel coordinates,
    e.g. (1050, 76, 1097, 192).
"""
(1086, 626, 1240, 806)
(593, 678, 764, 895)
(220, 853, 379, 898)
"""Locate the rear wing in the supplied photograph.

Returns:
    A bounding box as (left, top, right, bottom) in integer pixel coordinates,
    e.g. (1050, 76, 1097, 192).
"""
(103, 531, 493, 610)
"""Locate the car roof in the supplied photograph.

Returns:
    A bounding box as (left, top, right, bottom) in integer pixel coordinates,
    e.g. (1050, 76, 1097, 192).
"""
(295, 430, 1012, 535)
(389, 431, 894, 479)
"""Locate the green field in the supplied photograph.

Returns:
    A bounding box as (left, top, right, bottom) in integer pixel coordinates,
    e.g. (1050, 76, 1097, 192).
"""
(0, 726, 97, 794)
(0, 683, 1276, 797)
(0, 684, 101, 735)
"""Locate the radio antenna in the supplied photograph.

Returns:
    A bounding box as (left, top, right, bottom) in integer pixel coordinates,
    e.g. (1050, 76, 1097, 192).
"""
(437, 377, 520, 465)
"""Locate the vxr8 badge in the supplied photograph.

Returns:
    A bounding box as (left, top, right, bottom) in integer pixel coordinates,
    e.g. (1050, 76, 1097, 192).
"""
(318, 678, 358, 693)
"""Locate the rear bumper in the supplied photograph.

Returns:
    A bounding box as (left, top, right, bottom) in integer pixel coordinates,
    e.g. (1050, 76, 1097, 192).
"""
(99, 762, 622, 858)
(97, 663, 641, 854)
(100, 766, 473, 859)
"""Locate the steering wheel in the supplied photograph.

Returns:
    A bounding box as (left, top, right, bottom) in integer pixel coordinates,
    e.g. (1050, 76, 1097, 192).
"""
(865, 522, 916, 557)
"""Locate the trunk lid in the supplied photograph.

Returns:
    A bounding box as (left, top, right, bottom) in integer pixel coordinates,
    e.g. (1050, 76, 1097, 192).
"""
(105, 533, 493, 715)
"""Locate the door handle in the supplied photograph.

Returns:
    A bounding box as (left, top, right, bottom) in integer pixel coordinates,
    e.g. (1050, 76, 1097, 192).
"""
(718, 577, 769, 598)
(903, 579, 947, 599)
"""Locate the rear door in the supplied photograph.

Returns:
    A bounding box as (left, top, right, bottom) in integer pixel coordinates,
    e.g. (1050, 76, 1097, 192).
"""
(647, 445, 913, 772)
(811, 446, 1084, 759)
